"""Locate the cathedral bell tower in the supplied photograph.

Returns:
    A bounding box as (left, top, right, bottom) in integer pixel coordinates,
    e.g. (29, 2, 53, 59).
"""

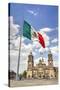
(28, 52, 34, 70)
(48, 50, 53, 67)
(27, 52, 34, 78)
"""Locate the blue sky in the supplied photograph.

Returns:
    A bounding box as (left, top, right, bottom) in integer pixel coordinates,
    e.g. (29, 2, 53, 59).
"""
(9, 3, 58, 73)
(9, 3, 58, 29)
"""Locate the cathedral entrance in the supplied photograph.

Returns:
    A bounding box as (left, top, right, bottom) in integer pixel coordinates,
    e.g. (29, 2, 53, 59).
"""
(38, 72, 43, 79)
(39, 75, 41, 78)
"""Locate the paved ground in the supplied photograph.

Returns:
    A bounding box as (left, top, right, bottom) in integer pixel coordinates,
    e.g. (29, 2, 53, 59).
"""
(10, 79, 58, 87)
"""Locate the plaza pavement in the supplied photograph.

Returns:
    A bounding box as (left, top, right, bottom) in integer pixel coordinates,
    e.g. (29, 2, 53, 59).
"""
(10, 79, 58, 87)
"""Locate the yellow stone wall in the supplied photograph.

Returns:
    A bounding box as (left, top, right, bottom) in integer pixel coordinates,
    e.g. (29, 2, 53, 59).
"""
(48, 69, 55, 79)
(27, 70, 32, 78)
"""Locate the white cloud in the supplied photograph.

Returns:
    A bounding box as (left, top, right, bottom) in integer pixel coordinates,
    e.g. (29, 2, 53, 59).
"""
(10, 41, 31, 73)
(28, 10, 34, 14)
(10, 43, 32, 73)
(10, 53, 28, 73)
(32, 51, 36, 56)
(9, 16, 13, 24)
(39, 47, 49, 53)
(50, 46, 58, 56)
(39, 47, 45, 53)
(40, 28, 53, 32)
(34, 12, 38, 16)
(32, 40, 41, 49)
(9, 16, 20, 40)
(34, 57, 40, 65)
(51, 38, 58, 43)
(27, 10, 38, 16)
(53, 60, 58, 67)
(9, 16, 21, 50)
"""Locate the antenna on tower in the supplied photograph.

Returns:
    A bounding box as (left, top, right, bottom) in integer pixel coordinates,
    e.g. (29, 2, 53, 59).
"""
(48, 49, 51, 54)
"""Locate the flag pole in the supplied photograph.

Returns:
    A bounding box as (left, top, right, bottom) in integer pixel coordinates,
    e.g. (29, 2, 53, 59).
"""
(16, 35, 22, 80)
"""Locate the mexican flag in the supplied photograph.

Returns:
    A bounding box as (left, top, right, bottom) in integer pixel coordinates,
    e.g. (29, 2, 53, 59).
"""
(23, 20, 45, 48)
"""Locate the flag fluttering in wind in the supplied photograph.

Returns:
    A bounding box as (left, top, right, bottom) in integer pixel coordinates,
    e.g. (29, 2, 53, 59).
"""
(23, 20, 45, 48)
(37, 32, 45, 48)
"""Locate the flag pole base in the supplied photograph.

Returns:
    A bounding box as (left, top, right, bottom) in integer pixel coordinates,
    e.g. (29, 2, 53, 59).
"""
(16, 75, 19, 81)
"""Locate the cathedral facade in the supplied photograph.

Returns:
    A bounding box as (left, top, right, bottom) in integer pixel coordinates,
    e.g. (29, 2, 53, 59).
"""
(27, 51, 58, 79)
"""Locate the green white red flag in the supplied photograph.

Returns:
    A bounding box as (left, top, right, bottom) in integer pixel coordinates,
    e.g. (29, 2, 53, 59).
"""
(23, 20, 45, 48)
